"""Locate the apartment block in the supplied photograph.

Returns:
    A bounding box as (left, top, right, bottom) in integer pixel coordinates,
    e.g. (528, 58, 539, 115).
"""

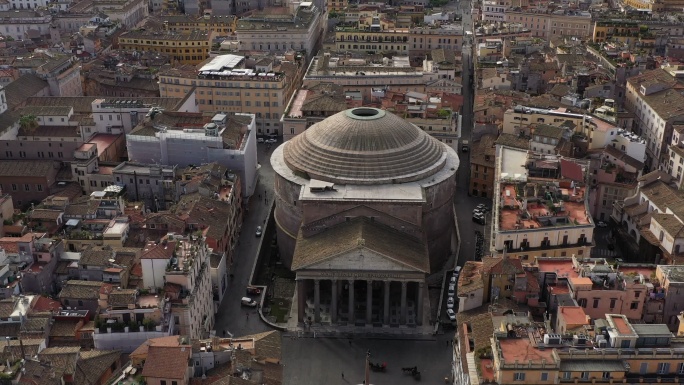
(625, 65, 684, 171)
(504, 10, 592, 40)
(492, 146, 595, 260)
(158, 53, 302, 136)
(161, 14, 237, 39)
(666, 124, 684, 188)
(0, 10, 52, 41)
(407, 25, 463, 58)
(502, 105, 590, 137)
(235, 3, 324, 57)
(126, 110, 257, 197)
(141, 234, 214, 340)
(656, 265, 684, 329)
(118, 31, 210, 65)
(470, 134, 496, 198)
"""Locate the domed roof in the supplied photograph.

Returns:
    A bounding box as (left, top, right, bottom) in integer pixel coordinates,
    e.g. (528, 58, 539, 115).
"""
(283, 108, 447, 185)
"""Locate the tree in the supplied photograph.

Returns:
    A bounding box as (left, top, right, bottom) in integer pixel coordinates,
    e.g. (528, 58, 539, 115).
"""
(19, 114, 38, 134)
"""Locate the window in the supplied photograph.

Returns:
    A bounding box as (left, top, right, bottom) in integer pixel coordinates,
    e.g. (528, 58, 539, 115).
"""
(658, 363, 670, 374)
(11, 184, 17, 191)
(78, 300, 83, 306)
(563, 372, 571, 380)
(609, 298, 616, 308)
(630, 301, 639, 309)
(602, 372, 610, 379)
(677, 363, 684, 374)
(593, 298, 599, 308)
(514, 373, 525, 381)
(581, 372, 589, 380)
(24, 184, 29, 191)
(504, 285, 512, 291)
(172, 382, 178, 385)
(36, 185, 43, 192)
(540, 372, 548, 381)
(161, 381, 167, 385)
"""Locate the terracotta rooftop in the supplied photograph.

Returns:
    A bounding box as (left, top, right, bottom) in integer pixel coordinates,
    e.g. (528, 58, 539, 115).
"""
(141, 346, 191, 379)
(498, 337, 556, 365)
(558, 306, 589, 326)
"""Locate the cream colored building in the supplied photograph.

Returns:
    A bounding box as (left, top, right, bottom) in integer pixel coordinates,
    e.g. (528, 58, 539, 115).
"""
(502, 105, 589, 137)
(492, 146, 595, 260)
(235, 3, 325, 57)
(158, 54, 301, 136)
(504, 10, 592, 40)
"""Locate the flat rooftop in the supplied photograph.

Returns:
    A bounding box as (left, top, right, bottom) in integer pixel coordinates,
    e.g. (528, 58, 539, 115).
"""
(498, 337, 556, 365)
(536, 259, 578, 278)
(300, 182, 425, 202)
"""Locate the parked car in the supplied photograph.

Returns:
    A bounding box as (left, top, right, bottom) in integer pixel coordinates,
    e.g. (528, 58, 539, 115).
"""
(597, 221, 608, 228)
(448, 284, 455, 296)
(455, 266, 462, 275)
(246, 286, 261, 295)
(447, 297, 455, 309)
(255, 226, 262, 237)
(257, 138, 265, 143)
(450, 276, 457, 284)
(472, 214, 485, 225)
(241, 297, 257, 307)
(265, 138, 277, 144)
(615, 258, 624, 264)
(446, 308, 456, 321)
(476, 204, 487, 211)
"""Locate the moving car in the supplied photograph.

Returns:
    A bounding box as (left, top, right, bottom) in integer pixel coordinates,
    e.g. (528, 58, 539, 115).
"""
(447, 297, 455, 309)
(461, 140, 469, 152)
(255, 226, 262, 237)
(597, 221, 608, 228)
(241, 297, 257, 307)
(446, 308, 456, 321)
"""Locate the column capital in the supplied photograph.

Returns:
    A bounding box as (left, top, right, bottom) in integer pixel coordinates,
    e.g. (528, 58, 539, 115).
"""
(348, 278, 355, 283)
(314, 279, 320, 286)
(401, 281, 408, 288)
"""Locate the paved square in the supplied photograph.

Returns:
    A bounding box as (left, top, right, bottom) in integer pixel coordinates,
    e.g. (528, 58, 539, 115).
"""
(283, 336, 454, 385)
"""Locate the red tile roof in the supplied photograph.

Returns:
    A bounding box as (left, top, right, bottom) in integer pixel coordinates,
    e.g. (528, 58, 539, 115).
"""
(560, 159, 584, 182)
(141, 241, 176, 260)
(31, 296, 62, 313)
(141, 346, 191, 379)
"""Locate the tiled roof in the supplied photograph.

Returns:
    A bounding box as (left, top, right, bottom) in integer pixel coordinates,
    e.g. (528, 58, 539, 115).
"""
(495, 133, 529, 150)
(80, 248, 113, 267)
(457, 261, 484, 295)
(604, 145, 644, 170)
(141, 346, 191, 379)
(0, 299, 15, 318)
(108, 289, 137, 307)
(483, 256, 523, 275)
(49, 319, 78, 337)
(130, 335, 186, 359)
(75, 350, 121, 385)
(29, 209, 63, 220)
(4, 73, 48, 110)
(141, 240, 176, 259)
(291, 218, 429, 273)
(58, 280, 103, 300)
(174, 194, 232, 242)
(0, 160, 57, 177)
(533, 124, 564, 140)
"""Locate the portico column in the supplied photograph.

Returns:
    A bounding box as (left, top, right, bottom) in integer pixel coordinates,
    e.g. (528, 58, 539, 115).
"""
(383, 281, 390, 325)
(366, 280, 373, 324)
(331, 279, 338, 324)
(348, 279, 355, 324)
(297, 280, 306, 323)
(400, 281, 408, 325)
(417, 281, 424, 326)
(314, 279, 321, 324)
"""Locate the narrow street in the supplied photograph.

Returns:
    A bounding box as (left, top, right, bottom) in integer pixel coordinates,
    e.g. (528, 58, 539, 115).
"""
(455, 0, 492, 268)
(213, 142, 277, 337)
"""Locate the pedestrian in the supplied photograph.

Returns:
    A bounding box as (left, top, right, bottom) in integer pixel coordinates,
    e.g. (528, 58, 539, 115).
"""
(348, 339, 352, 347)
(446, 340, 449, 346)
(223, 330, 226, 336)
(246, 313, 249, 320)
(341, 372, 344, 379)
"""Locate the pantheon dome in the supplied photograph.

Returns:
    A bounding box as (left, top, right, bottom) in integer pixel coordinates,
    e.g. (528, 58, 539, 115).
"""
(283, 108, 447, 185)
(271, 107, 459, 274)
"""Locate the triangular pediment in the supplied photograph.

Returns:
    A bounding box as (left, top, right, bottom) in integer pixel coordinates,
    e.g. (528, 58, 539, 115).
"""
(304, 246, 420, 272)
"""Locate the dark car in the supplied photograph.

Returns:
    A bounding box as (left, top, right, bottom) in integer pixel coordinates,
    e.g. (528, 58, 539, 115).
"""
(246, 286, 261, 295)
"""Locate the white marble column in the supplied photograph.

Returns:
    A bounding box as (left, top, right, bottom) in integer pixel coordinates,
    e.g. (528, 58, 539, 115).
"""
(348, 279, 355, 324)
(417, 281, 424, 326)
(313, 279, 321, 323)
(383, 280, 390, 325)
(331, 279, 338, 324)
(400, 281, 407, 325)
(366, 280, 373, 324)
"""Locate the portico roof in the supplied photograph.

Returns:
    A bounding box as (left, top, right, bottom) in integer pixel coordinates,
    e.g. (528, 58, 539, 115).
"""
(291, 218, 429, 273)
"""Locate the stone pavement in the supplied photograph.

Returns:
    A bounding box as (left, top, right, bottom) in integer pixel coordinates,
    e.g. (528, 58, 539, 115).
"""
(282, 335, 454, 385)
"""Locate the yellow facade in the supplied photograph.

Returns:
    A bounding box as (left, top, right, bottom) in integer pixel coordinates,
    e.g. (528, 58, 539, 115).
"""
(327, 0, 347, 12)
(158, 69, 294, 136)
(593, 21, 641, 43)
(118, 31, 210, 65)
